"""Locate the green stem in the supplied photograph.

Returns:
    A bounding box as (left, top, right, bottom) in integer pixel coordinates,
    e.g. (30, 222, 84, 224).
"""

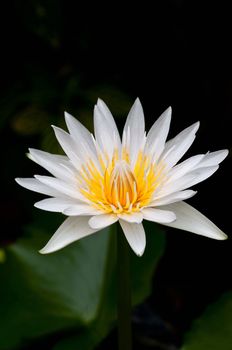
(117, 224, 132, 350)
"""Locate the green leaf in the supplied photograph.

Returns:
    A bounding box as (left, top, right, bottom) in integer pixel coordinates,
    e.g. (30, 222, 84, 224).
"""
(0, 223, 111, 349)
(182, 293, 232, 350)
(0, 216, 165, 350)
(54, 221, 165, 350)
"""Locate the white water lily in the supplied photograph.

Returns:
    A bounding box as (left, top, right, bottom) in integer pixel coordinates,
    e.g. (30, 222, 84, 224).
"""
(16, 99, 228, 256)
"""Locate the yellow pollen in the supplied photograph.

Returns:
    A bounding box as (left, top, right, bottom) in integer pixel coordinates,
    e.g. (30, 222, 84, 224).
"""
(79, 149, 165, 214)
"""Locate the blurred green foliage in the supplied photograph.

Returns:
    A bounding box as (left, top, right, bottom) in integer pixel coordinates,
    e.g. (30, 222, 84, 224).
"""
(182, 293, 232, 350)
(0, 213, 165, 349)
(0, 249, 6, 263)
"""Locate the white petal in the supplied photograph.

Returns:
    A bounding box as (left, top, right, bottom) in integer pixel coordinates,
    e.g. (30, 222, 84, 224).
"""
(63, 204, 101, 216)
(155, 173, 197, 198)
(161, 122, 200, 168)
(53, 123, 102, 176)
(118, 212, 143, 223)
(161, 201, 227, 240)
(39, 217, 98, 254)
(65, 111, 96, 152)
(29, 148, 76, 182)
(186, 165, 219, 188)
(34, 175, 86, 201)
(15, 178, 61, 197)
(142, 208, 176, 223)
(152, 190, 197, 206)
(28, 151, 73, 170)
(122, 98, 145, 166)
(34, 198, 77, 212)
(194, 149, 229, 168)
(52, 126, 82, 170)
(156, 166, 218, 198)
(64, 112, 100, 169)
(88, 214, 118, 229)
(119, 220, 146, 257)
(94, 99, 121, 158)
(145, 106, 171, 161)
(167, 154, 204, 182)
(28, 151, 69, 164)
(97, 99, 121, 144)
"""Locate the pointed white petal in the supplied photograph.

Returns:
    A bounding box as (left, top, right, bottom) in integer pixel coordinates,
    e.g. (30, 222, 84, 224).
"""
(65, 111, 96, 152)
(34, 198, 77, 212)
(142, 208, 176, 223)
(156, 166, 218, 198)
(39, 217, 98, 254)
(28, 151, 69, 164)
(161, 201, 227, 240)
(185, 165, 219, 188)
(194, 149, 229, 168)
(15, 178, 61, 197)
(52, 126, 82, 170)
(119, 220, 146, 257)
(167, 154, 204, 182)
(63, 204, 101, 216)
(145, 106, 171, 161)
(29, 148, 76, 182)
(88, 214, 118, 229)
(161, 122, 200, 168)
(94, 100, 121, 158)
(155, 173, 197, 198)
(163, 121, 200, 155)
(152, 190, 197, 206)
(64, 111, 100, 169)
(34, 175, 86, 201)
(97, 99, 121, 144)
(122, 98, 145, 166)
(117, 212, 143, 223)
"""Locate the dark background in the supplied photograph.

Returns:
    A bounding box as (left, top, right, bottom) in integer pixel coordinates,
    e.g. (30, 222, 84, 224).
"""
(0, 1, 231, 349)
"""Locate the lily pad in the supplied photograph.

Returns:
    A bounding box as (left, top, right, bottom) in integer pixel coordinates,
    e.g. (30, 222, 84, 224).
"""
(0, 215, 165, 350)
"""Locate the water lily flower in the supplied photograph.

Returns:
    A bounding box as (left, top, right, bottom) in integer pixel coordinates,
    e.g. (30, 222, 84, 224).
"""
(16, 99, 228, 256)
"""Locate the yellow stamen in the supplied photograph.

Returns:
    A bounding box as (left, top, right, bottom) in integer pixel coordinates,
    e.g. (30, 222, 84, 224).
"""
(79, 149, 166, 214)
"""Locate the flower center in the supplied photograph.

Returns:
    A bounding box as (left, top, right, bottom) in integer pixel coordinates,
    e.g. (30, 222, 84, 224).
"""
(104, 160, 138, 212)
(79, 150, 165, 214)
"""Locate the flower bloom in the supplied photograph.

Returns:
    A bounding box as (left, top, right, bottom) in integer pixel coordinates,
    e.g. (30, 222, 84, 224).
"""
(16, 99, 228, 256)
